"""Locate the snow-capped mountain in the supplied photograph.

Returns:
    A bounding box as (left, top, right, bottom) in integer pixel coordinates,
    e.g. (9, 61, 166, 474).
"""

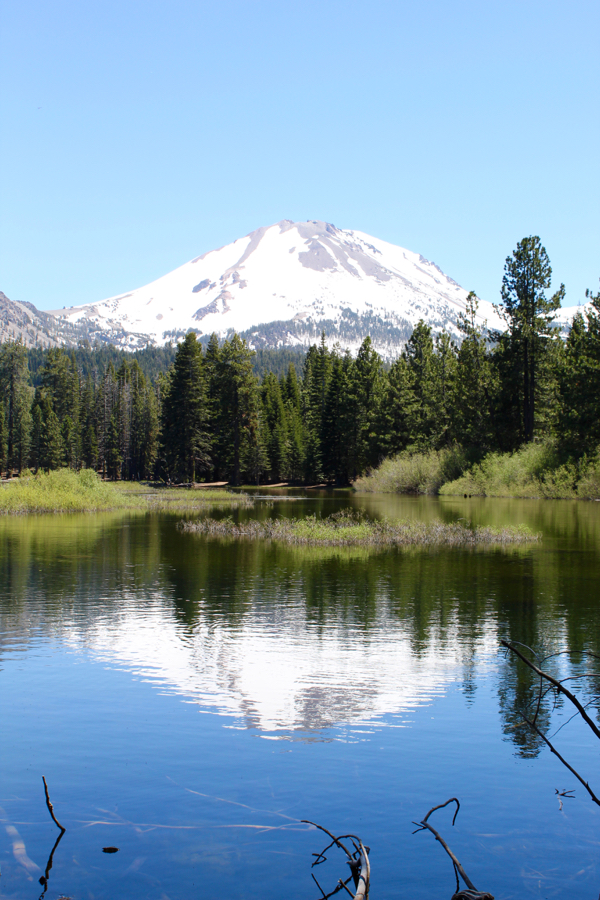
(47, 220, 507, 357)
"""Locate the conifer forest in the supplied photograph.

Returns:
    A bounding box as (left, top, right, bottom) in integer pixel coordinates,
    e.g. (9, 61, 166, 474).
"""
(0, 238, 598, 489)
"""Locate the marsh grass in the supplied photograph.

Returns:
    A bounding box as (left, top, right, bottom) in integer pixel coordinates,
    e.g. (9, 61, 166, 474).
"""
(181, 509, 539, 546)
(144, 487, 253, 511)
(355, 447, 468, 495)
(0, 469, 253, 514)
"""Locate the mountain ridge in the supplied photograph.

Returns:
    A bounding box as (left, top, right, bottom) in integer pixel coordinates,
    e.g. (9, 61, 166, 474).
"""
(2, 220, 583, 354)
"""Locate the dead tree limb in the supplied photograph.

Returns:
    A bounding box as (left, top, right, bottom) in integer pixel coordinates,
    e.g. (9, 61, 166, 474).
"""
(501, 640, 600, 741)
(303, 820, 370, 900)
(503, 641, 600, 809)
(413, 799, 494, 900)
(42, 777, 65, 834)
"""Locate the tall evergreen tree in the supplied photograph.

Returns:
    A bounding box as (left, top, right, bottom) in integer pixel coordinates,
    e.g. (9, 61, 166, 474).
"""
(495, 236, 564, 443)
(261, 372, 289, 481)
(159, 332, 210, 482)
(378, 355, 416, 457)
(558, 290, 600, 456)
(0, 403, 7, 477)
(214, 334, 260, 485)
(453, 292, 501, 452)
(0, 341, 32, 473)
(403, 321, 438, 449)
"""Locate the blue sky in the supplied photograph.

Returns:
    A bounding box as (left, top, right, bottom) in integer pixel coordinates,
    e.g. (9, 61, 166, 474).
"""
(2, 0, 598, 312)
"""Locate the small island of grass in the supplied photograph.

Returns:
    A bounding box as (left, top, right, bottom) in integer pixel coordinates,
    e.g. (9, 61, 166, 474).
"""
(181, 510, 539, 547)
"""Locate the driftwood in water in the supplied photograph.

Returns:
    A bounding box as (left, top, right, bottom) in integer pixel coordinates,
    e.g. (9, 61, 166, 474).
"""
(42, 776, 65, 833)
(38, 777, 66, 899)
(302, 820, 370, 900)
(412, 798, 494, 900)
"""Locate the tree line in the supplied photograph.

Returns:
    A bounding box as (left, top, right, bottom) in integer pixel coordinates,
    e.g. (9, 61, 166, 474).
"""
(0, 236, 598, 484)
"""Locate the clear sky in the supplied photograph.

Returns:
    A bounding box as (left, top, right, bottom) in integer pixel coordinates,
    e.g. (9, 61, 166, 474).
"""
(2, 0, 598, 312)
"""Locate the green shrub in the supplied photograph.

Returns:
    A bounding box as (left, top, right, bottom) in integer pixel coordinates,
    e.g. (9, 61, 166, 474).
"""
(440, 441, 579, 499)
(354, 446, 469, 495)
(577, 454, 600, 500)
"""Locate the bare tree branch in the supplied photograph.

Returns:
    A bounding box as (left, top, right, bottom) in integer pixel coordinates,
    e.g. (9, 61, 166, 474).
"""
(413, 799, 494, 899)
(501, 640, 600, 741)
(42, 777, 65, 834)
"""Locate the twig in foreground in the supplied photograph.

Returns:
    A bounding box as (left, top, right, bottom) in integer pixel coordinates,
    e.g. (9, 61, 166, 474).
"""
(412, 798, 494, 900)
(42, 776, 66, 834)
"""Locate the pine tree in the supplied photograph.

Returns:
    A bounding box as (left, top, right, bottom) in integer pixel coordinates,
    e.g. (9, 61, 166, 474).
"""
(261, 372, 289, 481)
(322, 352, 351, 483)
(0, 403, 7, 477)
(353, 336, 385, 473)
(403, 321, 438, 449)
(432, 331, 458, 447)
(0, 341, 33, 473)
(160, 332, 211, 482)
(105, 413, 122, 480)
(283, 364, 305, 482)
(378, 356, 416, 457)
(496, 236, 564, 443)
(215, 334, 260, 485)
(558, 290, 600, 456)
(454, 292, 501, 452)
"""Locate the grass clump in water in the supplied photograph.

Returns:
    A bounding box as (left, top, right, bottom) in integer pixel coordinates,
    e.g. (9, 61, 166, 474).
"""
(143, 487, 254, 511)
(181, 509, 539, 546)
(354, 446, 469, 495)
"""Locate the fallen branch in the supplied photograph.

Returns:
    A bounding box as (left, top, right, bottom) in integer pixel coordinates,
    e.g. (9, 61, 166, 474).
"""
(502, 641, 600, 809)
(42, 776, 65, 834)
(501, 641, 600, 741)
(303, 820, 370, 900)
(412, 799, 494, 900)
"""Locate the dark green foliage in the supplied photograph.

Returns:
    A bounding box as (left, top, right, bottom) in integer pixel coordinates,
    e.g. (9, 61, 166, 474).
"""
(453, 293, 501, 452)
(210, 334, 262, 485)
(0, 239, 598, 488)
(558, 291, 600, 457)
(0, 403, 7, 476)
(495, 236, 564, 444)
(0, 341, 33, 473)
(159, 333, 210, 483)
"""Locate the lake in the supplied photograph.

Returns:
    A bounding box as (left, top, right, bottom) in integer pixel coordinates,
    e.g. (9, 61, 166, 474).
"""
(2, 491, 600, 900)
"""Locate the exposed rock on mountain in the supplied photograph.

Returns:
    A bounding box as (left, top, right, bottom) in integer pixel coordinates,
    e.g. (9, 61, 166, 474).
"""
(46, 220, 506, 357)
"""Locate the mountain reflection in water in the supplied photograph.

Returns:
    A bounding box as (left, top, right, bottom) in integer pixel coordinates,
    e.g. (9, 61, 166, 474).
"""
(1, 493, 600, 746)
(2, 494, 600, 900)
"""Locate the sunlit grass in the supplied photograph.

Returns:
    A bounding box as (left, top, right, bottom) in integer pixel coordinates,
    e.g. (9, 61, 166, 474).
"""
(181, 509, 539, 546)
(440, 442, 581, 499)
(0, 470, 253, 514)
(355, 447, 468, 495)
(0, 468, 130, 513)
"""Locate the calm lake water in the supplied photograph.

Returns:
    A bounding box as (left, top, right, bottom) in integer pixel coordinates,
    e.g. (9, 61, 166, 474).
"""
(2, 491, 600, 900)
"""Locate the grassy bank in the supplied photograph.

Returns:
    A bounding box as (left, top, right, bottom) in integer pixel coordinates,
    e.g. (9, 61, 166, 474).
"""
(440, 444, 600, 500)
(181, 510, 538, 547)
(356, 444, 600, 500)
(354, 447, 468, 495)
(0, 469, 253, 514)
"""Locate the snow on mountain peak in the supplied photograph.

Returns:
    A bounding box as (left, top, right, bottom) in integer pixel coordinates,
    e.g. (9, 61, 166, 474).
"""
(48, 220, 506, 357)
